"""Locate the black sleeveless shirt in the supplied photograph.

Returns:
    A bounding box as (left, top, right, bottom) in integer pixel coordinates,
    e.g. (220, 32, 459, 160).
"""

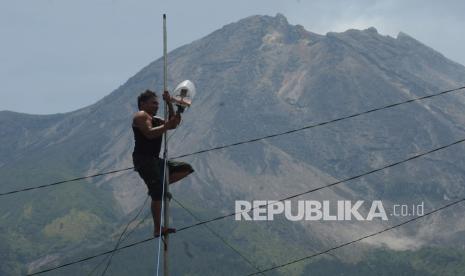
(132, 117, 162, 157)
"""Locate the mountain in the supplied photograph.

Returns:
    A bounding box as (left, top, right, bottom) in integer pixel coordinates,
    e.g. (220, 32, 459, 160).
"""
(2, 13, 465, 275)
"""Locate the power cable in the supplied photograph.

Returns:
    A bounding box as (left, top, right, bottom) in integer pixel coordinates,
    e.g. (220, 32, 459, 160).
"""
(172, 196, 266, 276)
(28, 133, 465, 275)
(245, 196, 465, 275)
(97, 196, 150, 276)
(3, 85, 465, 198)
(173, 136, 465, 232)
(0, 167, 133, 197)
(173, 85, 465, 159)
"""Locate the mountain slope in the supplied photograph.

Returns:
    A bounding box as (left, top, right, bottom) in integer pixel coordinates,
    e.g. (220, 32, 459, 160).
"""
(2, 13, 465, 275)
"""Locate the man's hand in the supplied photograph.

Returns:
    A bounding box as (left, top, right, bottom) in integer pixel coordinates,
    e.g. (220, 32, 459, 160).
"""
(163, 90, 176, 118)
(163, 91, 172, 102)
(165, 114, 181, 130)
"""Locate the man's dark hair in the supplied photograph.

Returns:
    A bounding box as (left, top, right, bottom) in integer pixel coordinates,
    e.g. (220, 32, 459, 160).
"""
(137, 90, 157, 110)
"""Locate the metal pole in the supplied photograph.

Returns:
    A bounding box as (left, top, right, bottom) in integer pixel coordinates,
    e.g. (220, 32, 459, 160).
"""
(162, 13, 170, 276)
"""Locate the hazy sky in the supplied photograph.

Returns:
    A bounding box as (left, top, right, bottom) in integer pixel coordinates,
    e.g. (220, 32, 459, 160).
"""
(1, 0, 464, 114)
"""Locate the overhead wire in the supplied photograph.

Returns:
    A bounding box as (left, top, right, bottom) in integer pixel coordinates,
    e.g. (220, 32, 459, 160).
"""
(179, 177, 340, 264)
(2, 85, 465, 198)
(28, 189, 465, 275)
(172, 85, 465, 159)
(27, 132, 465, 275)
(0, 167, 133, 197)
(170, 135, 465, 232)
(97, 195, 150, 276)
(0, 101, 183, 197)
(245, 196, 465, 275)
(0, 105, 180, 199)
(172, 196, 266, 276)
(92, 208, 152, 275)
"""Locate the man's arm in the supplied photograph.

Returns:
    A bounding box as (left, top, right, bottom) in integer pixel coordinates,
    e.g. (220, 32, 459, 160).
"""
(133, 112, 179, 139)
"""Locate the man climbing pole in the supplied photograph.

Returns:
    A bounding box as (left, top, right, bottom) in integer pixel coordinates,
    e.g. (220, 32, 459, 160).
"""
(132, 89, 194, 237)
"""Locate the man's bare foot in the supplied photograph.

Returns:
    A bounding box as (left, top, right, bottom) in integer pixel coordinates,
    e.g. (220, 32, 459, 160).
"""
(154, 227, 176, 237)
